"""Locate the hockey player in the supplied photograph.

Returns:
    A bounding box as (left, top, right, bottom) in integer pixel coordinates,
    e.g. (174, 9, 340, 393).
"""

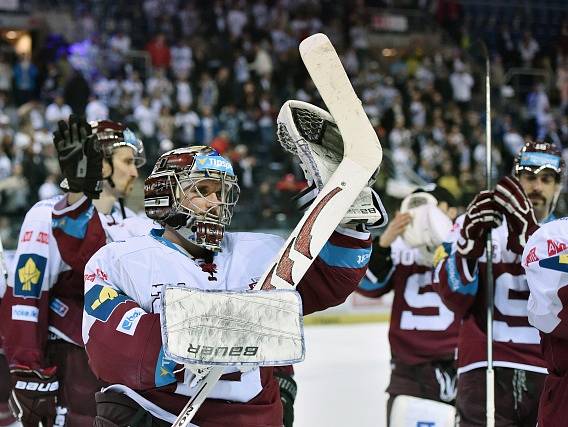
(0, 240, 20, 427)
(523, 218, 568, 427)
(80, 143, 379, 427)
(433, 140, 563, 426)
(357, 186, 460, 426)
(0, 116, 152, 427)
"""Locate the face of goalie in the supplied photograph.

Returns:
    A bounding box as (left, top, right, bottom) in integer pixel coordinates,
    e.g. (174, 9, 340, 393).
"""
(179, 178, 222, 219)
(518, 170, 559, 222)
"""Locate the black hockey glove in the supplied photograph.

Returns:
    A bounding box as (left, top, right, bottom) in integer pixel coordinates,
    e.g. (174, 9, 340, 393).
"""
(275, 372, 297, 427)
(9, 366, 58, 427)
(53, 115, 103, 199)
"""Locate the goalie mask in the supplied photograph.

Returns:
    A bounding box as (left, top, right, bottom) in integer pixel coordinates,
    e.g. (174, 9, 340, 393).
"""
(144, 146, 240, 252)
(277, 100, 387, 229)
(513, 140, 564, 216)
(400, 186, 456, 266)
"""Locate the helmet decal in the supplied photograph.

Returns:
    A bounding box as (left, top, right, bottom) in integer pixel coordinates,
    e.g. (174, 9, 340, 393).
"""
(514, 140, 564, 180)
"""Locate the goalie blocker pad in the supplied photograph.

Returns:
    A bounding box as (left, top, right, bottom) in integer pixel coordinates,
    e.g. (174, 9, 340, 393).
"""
(160, 285, 305, 366)
(277, 100, 387, 229)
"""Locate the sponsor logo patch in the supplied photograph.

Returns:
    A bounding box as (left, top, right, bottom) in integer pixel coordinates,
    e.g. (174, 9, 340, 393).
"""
(194, 154, 234, 176)
(547, 239, 567, 256)
(116, 307, 145, 335)
(84, 285, 129, 322)
(36, 231, 49, 244)
(49, 298, 69, 317)
(525, 247, 540, 266)
(15, 254, 47, 299)
(12, 305, 39, 322)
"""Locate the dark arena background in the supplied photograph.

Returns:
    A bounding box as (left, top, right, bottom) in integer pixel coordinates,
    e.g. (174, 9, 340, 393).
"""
(0, 1, 566, 425)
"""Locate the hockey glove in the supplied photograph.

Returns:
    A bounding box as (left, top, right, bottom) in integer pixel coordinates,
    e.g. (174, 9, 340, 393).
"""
(9, 366, 58, 427)
(277, 100, 387, 229)
(54, 115, 103, 198)
(457, 191, 502, 259)
(494, 175, 539, 254)
(274, 372, 297, 427)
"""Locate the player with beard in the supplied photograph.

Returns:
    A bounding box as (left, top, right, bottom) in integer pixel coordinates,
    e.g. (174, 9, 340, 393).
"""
(357, 186, 461, 426)
(0, 116, 153, 427)
(433, 140, 563, 426)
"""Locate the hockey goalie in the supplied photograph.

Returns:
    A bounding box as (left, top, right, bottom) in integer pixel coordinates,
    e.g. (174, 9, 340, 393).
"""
(81, 97, 386, 426)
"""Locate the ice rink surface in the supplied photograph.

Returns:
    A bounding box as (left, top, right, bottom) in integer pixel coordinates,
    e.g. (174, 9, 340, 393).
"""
(295, 322, 391, 427)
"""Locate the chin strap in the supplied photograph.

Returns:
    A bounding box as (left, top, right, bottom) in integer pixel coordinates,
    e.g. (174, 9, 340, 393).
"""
(118, 197, 126, 219)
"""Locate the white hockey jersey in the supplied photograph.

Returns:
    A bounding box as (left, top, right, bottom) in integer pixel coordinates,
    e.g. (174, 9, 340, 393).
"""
(0, 194, 155, 370)
(81, 226, 373, 425)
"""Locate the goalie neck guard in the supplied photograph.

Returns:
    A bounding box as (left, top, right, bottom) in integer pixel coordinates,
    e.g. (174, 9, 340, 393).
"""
(144, 146, 240, 252)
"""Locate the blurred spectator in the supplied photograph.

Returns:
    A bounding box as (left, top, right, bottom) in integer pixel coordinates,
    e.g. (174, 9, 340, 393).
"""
(146, 33, 171, 69)
(86, 95, 109, 122)
(171, 39, 193, 80)
(64, 70, 91, 114)
(174, 104, 200, 146)
(0, 54, 12, 95)
(134, 96, 157, 138)
(45, 95, 72, 132)
(195, 106, 219, 145)
(449, 62, 474, 110)
(12, 53, 38, 106)
(38, 174, 62, 200)
(519, 31, 540, 68)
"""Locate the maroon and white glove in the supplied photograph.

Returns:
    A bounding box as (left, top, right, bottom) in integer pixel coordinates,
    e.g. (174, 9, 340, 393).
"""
(494, 175, 539, 254)
(9, 366, 58, 427)
(457, 191, 502, 259)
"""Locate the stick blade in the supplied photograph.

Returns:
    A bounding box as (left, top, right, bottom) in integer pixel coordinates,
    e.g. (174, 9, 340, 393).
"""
(299, 33, 382, 172)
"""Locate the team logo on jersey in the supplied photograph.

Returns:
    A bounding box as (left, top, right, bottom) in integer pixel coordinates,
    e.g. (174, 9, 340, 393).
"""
(539, 254, 568, 273)
(85, 284, 129, 322)
(14, 254, 47, 299)
(154, 347, 176, 387)
(433, 244, 449, 267)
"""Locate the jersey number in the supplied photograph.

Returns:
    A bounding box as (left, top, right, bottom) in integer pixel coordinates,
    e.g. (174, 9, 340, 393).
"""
(493, 273, 540, 344)
(400, 272, 454, 331)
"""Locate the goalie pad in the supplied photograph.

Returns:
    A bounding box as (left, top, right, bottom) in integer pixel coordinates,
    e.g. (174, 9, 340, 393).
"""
(277, 100, 387, 229)
(160, 285, 304, 366)
(390, 395, 456, 427)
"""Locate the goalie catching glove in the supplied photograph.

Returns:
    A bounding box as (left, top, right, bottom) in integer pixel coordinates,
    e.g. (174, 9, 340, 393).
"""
(494, 175, 539, 254)
(277, 100, 387, 229)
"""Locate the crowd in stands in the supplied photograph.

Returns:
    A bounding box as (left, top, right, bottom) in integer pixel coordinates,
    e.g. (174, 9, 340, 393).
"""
(0, 0, 567, 248)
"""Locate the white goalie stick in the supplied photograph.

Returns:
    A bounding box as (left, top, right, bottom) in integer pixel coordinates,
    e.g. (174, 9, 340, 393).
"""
(171, 33, 383, 427)
(0, 234, 7, 283)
